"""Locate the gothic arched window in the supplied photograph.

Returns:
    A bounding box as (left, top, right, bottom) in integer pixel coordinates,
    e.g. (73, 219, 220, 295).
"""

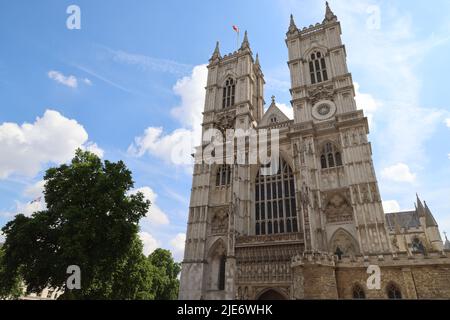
(309, 51, 328, 85)
(352, 284, 366, 299)
(255, 157, 298, 235)
(216, 165, 231, 186)
(320, 142, 343, 169)
(386, 283, 402, 299)
(222, 78, 235, 108)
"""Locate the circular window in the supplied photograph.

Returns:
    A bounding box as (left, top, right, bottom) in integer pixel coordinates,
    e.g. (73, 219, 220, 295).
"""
(312, 100, 336, 120)
(318, 104, 331, 115)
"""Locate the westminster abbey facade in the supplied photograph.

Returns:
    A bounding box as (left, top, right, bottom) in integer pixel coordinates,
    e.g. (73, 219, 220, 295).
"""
(179, 3, 450, 300)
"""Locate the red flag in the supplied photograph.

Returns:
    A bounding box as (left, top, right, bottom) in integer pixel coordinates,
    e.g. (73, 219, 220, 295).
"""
(232, 25, 239, 33)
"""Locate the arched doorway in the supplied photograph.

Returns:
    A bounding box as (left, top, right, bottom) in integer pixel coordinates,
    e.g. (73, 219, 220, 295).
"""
(257, 289, 288, 300)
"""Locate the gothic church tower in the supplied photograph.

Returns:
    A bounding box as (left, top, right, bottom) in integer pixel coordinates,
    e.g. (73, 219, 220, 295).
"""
(285, 2, 391, 255)
(179, 33, 264, 300)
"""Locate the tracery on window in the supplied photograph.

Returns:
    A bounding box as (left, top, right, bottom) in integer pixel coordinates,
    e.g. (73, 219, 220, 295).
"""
(255, 157, 298, 235)
(309, 51, 328, 84)
(216, 165, 231, 186)
(320, 142, 343, 169)
(222, 78, 235, 108)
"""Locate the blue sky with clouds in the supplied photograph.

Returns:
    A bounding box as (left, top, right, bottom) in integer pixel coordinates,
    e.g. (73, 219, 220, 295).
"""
(1, 0, 450, 259)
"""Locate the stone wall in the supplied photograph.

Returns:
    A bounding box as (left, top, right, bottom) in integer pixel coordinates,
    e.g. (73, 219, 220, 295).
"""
(334, 251, 450, 299)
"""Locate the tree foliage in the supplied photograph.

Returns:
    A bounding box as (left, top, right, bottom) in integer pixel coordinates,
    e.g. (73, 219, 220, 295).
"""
(148, 249, 181, 300)
(0, 149, 152, 299)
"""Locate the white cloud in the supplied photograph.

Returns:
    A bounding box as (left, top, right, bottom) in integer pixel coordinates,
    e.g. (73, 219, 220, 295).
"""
(16, 198, 46, 217)
(48, 70, 78, 88)
(128, 127, 194, 165)
(128, 64, 207, 166)
(0, 109, 101, 179)
(170, 233, 186, 261)
(24, 180, 46, 199)
(171, 65, 207, 131)
(47, 70, 92, 88)
(354, 82, 380, 127)
(130, 186, 169, 225)
(106, 47, 192, 76)
(265, 77, 290, 92)
(83, 142, 104, 158)
(139, 231, 160, 256)
(277, 103, 294, 119)
(381, 163, 416, 183)
(0, 232, 5, 244)
(170, 233, 186, 253)
(0, 196, 46, 219)
(382, 200, 401, 213)
(445, 118, 450, 128)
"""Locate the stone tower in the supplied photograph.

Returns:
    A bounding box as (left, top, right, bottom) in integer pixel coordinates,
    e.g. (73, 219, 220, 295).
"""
(285, 2, 391, 255)
(178, 33, 264, 300)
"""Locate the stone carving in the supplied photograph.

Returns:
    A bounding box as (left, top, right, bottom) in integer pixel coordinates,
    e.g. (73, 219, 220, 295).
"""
(214, 112, 236, 133)
(330, 229, 359, 256)
(211, 209, 229, 234)
(307, 84, 334, 105)
(324, 192, 353, 224)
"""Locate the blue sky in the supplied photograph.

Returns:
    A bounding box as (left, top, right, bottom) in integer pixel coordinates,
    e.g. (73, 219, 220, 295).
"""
(1, 0, 450, 259)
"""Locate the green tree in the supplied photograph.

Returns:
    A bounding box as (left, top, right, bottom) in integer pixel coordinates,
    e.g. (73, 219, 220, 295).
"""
(0, 245, 23, 299)
(148, 249, 181, 300)
(0, 149, 151, 299)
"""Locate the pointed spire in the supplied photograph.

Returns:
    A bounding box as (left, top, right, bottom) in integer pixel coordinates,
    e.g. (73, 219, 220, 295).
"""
(240, 30, 250, 50)
(424, 201, 438, 227)
(323, 1, 337, 23)
(210, 41, 221, 61)
(287, 14, 298, 34)
(416, 193, 426, 217)
(255, 53, 260, 66)
(444, 232, 450, 250)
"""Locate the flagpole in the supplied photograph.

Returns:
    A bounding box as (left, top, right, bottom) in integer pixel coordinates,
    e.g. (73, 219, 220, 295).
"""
(237, 30, 239, 51)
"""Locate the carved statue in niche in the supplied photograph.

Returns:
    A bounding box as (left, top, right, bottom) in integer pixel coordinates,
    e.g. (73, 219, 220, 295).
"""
(211, 209, 229, 234)
(324, 192, 353, 224)
(391, 236, 399, 251)
(300, 182, 310, 207)
(360, 184, 370, 203)
(343, 132, 349, 147)
(330, 229, 359, 257)
(313, 191, 319, 209)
